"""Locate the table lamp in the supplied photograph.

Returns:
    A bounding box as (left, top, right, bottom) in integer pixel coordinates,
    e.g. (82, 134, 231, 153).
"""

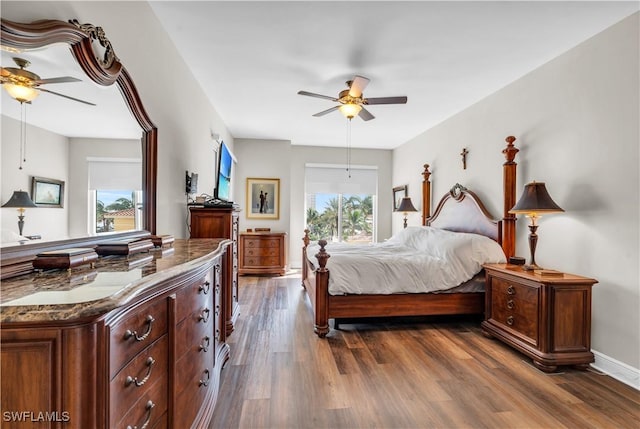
(396, 196, 417, 229)
(509, 181, 564, 270)
(2, 190, 37, 235)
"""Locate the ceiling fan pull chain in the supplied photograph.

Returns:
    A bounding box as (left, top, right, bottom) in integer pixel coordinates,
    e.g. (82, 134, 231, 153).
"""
(346, 119, 352, 178)
(18, 102, 26, 169)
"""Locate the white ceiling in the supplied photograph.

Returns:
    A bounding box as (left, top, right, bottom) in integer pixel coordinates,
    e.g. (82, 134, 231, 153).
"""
(147, 1, 638, 150)
(2, 2, 637, 150)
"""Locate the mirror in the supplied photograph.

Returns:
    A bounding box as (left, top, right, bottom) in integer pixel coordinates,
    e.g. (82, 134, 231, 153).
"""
(0, 18, 157, 278)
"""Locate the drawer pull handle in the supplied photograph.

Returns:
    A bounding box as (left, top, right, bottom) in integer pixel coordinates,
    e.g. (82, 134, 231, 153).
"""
(124, 315, 155, 342)
(125, 357, 156, 387)
(126, 400, 154, 429)
(507, 285, 516, 295)
(199, 281, 211, 295)
(507, 300, 515, 310)
(215, 304, 220, 318)
(199, 336, 211, 352)
(506, 316, 514, 326)
(215, 328, 220, 342)
(198, 308, 210, 323)
(199, 369, 211, 387)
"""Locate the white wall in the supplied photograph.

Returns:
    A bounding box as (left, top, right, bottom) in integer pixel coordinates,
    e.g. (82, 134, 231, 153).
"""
(1, 115, 69, 241)
(1, 1, 235, 239)
(393, 13, 639, 376)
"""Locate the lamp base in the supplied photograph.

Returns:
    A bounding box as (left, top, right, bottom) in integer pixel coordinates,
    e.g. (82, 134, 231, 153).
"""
(522, 263, 541, 271)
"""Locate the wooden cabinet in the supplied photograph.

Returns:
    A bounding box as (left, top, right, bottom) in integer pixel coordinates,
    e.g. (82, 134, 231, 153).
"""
(189, 206, 239, 336)
(239, 232, 287, 275)
(481, 263, 597, 372)
(0, 240, 230, 429)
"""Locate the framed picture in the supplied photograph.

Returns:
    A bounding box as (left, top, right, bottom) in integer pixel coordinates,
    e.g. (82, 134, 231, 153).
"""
(31, 176, 64, 208)
(246, 178, 280, 219)
(393, 185, 407, 211)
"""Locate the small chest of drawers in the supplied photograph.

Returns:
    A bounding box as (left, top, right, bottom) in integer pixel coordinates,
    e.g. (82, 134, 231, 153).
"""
(238, 232, 287, 275)
(481, 263, 597, 373)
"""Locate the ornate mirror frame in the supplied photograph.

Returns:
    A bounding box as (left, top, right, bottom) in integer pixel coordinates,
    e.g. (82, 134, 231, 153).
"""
(0, 18, 157, 279)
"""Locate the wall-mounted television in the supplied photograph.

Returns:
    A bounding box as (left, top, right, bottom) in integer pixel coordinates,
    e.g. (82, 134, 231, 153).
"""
(214, 141, 236, 202)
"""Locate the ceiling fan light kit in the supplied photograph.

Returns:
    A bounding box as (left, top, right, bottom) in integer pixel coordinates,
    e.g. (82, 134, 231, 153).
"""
(2, 82, 38, 102)
(339, 103, 362, 119)
(1, 57, 91, 105)
(298, 75, 407, 122)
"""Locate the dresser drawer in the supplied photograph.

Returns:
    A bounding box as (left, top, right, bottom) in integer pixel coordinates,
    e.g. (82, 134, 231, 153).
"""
(175, 272, 214, 324)
(110, 335, 169, 424)
(175, 308, 215, 361)
(243, 256, 281, 267)
(174, 360, 213, 429)
(243, 246, 279, 257)
(110, 298, 169, 378)
(243, 238, 280, 249)
(115, 373, 167, 429)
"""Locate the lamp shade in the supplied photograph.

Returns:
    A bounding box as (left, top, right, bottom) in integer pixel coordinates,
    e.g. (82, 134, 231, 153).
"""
(397, 196, 417, 213)
(509, 182, 563, 215)
(3, 82, 39, 103)
(2, 190, 37, 208)
(339, 103, 362, 119)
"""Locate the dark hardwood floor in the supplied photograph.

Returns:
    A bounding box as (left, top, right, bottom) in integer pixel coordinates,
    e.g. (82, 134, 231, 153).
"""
(210, 273, 640, 429)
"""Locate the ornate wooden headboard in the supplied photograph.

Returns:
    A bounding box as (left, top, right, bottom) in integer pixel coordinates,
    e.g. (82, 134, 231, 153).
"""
(420, 136, 519, 258)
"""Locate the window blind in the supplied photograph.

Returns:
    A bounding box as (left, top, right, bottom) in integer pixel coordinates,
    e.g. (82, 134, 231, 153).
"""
(88, 158, 142, 190)
(305, 165, 378, 195)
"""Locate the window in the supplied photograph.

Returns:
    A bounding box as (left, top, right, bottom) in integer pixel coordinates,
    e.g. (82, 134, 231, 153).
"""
(305, 165, 377, 244)
(88, 158, 142, 234)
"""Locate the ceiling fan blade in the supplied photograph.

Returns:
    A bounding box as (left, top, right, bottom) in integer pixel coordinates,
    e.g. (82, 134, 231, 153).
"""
(358, 107, 375, 121)
(298, 90, 337, 102)
(364, 96, 408, 105)
(312, 105, 339, 117)
(35, 76, 82, 85)
(348, 75, 370, 98)
(39, 88, 96, 106)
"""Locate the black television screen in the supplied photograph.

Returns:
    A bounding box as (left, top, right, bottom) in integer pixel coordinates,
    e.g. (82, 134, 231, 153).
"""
(215, 141, 235, 202)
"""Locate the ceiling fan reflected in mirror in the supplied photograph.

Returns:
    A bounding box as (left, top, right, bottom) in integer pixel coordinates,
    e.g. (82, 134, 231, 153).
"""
(1, 57, 95, 105)
(297, 75, 407, 121)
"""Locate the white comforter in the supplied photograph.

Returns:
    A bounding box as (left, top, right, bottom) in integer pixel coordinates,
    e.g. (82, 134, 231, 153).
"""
(306, 226, 506, 295)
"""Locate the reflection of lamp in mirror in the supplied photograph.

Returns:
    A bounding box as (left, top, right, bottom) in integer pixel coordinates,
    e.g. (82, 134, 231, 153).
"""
(2, 190, 37, 235)
(396, 196, 418, 229)
(509, 181, 564, 270)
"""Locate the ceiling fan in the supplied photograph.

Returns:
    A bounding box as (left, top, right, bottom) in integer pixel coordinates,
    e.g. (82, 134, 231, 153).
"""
(1, 57, 95, 105)
(298, 75, 407, 121)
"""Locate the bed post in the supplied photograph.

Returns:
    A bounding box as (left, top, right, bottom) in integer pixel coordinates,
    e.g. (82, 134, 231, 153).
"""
(421, 164, 431, 225)
(314, 240, 330, 337)
(301, 229, 310, 286)
(502, 136, 519, 258)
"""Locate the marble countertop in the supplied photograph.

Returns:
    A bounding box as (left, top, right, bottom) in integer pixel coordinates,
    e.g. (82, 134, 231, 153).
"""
(0, 238, 231, 323)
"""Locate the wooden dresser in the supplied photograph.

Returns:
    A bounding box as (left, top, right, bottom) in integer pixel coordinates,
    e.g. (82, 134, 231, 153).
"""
(0, 239, 230, 428)
(481, 263, 598, 372)
(189, 206, 240, 335)
(239, 232, 287, 275)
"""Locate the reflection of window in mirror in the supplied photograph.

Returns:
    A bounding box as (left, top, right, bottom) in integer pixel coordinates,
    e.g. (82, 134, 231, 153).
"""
(87, 158, 142, 235)
(93, 190, 142, 233)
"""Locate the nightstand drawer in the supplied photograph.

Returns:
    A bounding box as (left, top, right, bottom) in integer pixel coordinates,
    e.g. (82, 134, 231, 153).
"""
(492, 277, 538, 304)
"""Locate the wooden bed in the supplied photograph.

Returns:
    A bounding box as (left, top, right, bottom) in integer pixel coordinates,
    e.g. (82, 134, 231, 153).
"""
(301, 136, 519, 337)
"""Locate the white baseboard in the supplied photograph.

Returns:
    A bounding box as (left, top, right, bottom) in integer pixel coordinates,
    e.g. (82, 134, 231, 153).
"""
(592, 350, 640, 390)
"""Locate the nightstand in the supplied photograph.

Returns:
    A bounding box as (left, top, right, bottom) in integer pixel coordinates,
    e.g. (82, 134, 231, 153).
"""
(481, 263, 598, 372)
